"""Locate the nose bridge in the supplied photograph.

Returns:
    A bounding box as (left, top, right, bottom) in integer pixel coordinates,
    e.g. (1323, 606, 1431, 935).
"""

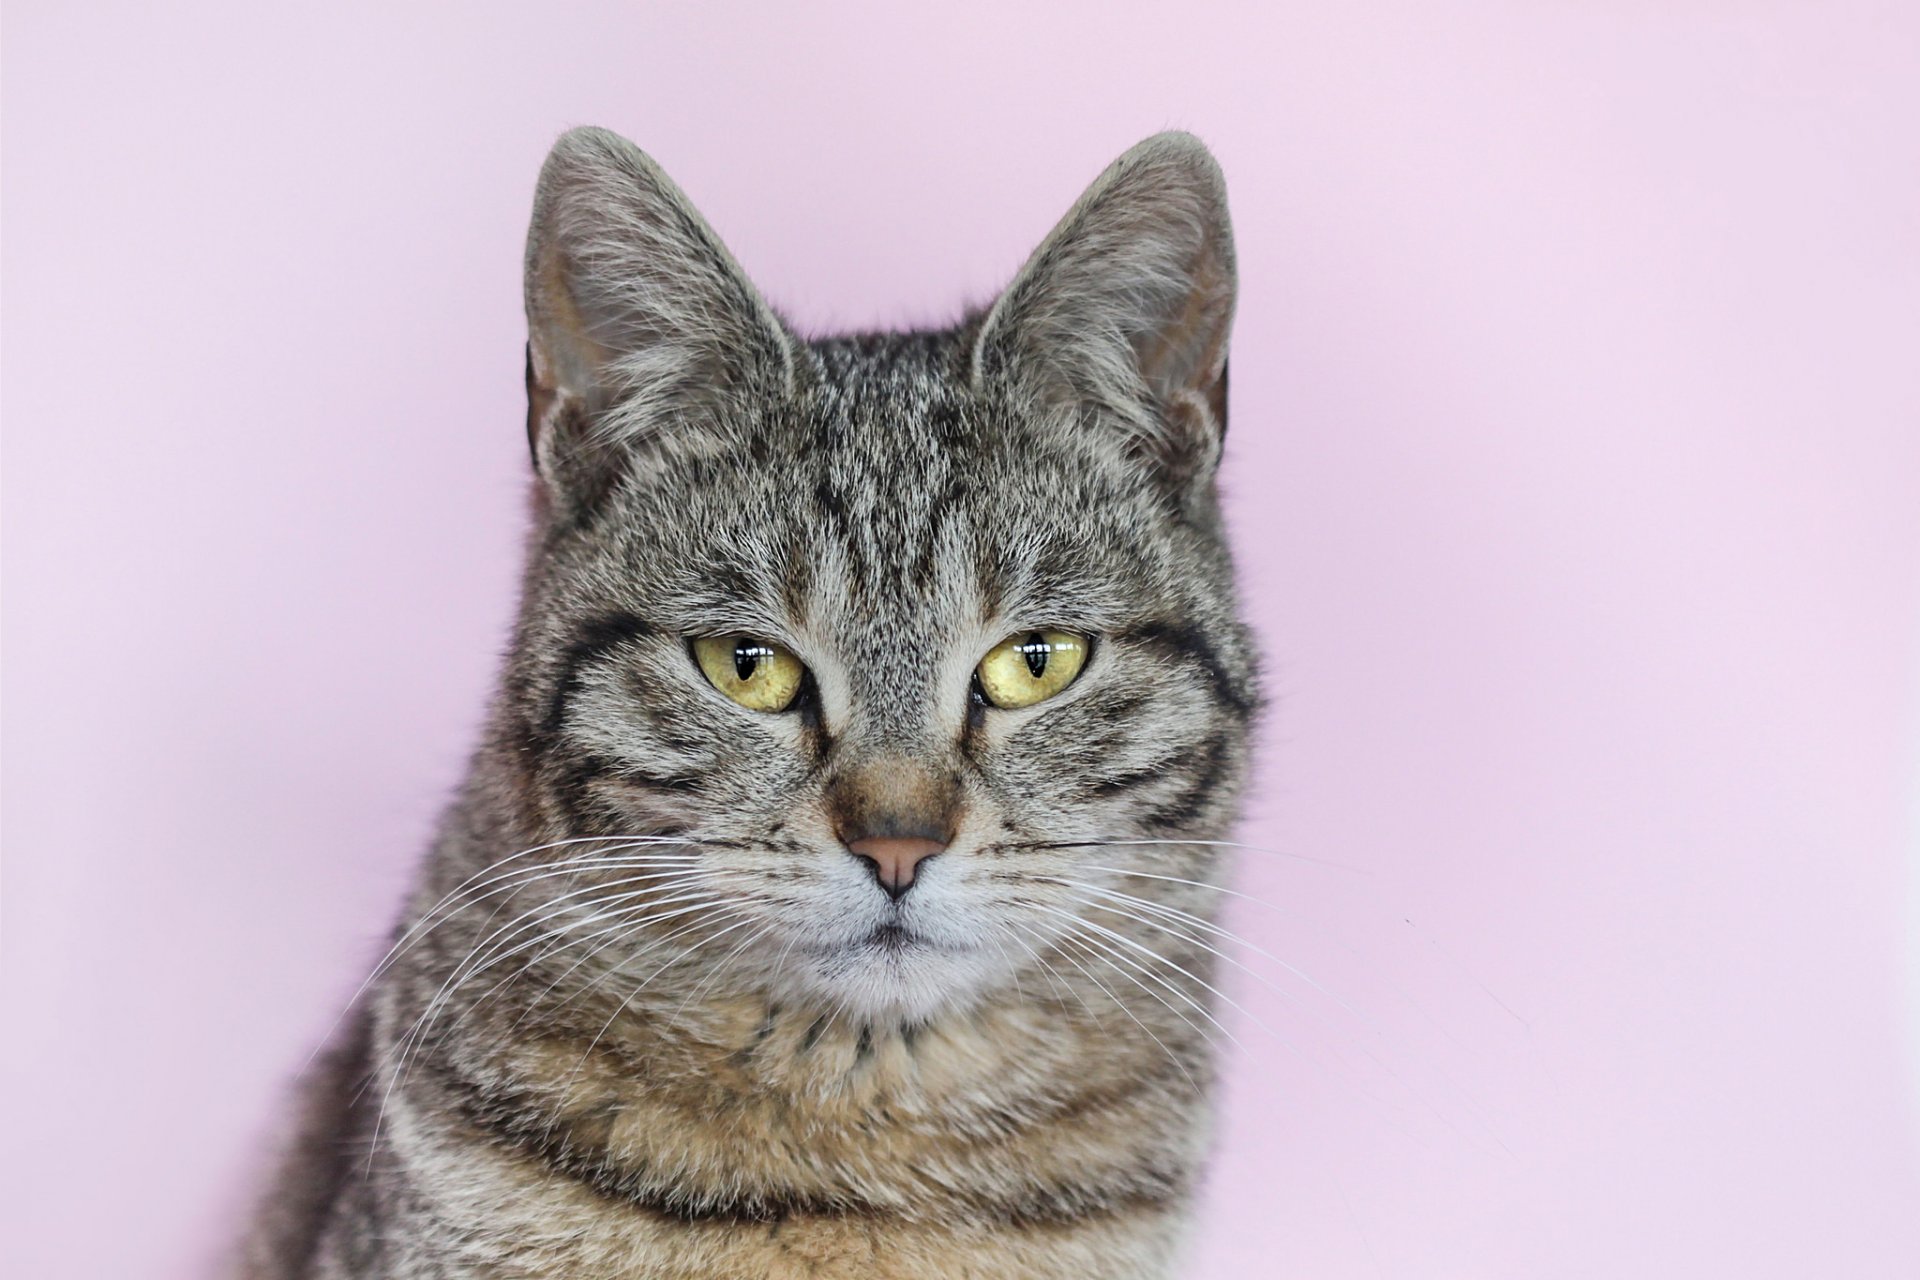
(836, 618, 944, 740)
(826, 752, 961, 843)
(824, 610, 961, 836)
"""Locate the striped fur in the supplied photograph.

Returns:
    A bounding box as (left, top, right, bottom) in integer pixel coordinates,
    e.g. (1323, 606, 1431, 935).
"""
(242, 126, 1256, 1279)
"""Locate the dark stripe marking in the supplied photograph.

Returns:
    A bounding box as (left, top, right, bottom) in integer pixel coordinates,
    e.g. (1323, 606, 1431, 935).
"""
(1116, 621, 1254, 718)
(540, 612, 657, 745)
(1142, 737, 1231, 833)
(441, 1072, 1188, 1228)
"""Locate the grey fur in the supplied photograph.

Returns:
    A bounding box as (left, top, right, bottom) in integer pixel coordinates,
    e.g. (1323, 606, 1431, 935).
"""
(242, 126, 1257, 1280)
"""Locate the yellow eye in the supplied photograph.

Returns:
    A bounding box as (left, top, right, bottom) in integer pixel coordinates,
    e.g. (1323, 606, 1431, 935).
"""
(976, 630, 1090, 710)
(692, 635, 805, 713)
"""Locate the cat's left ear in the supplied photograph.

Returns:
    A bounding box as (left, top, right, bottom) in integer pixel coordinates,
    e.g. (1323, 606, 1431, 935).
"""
(974, 132, 1236, 489)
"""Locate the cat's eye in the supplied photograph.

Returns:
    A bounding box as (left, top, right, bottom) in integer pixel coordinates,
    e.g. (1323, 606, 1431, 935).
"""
(692, 635, 805, 713)
(976, 630, 1090, 710)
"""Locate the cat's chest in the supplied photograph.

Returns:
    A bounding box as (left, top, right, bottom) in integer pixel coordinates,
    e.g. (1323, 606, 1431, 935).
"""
(389, 1002, 1204, 1279)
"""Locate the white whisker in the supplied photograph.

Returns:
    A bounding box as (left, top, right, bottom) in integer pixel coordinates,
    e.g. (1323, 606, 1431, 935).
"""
(555, 912, 757, 1111)
(1045, 933, 1204, 1098)
(1043, 914, 1239, 1052)
(1045, 836, 1367, 873)
(316, 836, 710, 1064)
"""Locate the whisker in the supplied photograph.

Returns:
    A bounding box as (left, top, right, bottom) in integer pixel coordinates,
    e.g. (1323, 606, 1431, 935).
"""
(665, 921, 778, 1030)
(394, 868, 719, 1054)
(407, 851, 710, 956)
(1040, 913, 1239, 1052)
(460, 890, 735, 1038)
(392, 855, 716, 1014)
(1043, 934, 1204, 1098)
(317, 837, 708, 1063)
(1032, 906, 1240, 1034)
(1059, 878, 1366, 1023)
(1056, 880, 1496, 1147)
(381, 872, 724, 1100)
(991, 920, 1098, 1029)
(1054, 885, 1423, 1121)
(379, 839, 708, 974)
(984, 927, 1029, 1008)
(371, 892, 743, 1169)
(536, 904, 742, 1036)
(1077, 864, 1300, 919)
(389, 875, 735, 1078)
(1030, 836, 1367, 874)
(1079, 863, 1518, 1116)
(555, 912, 757, 1110)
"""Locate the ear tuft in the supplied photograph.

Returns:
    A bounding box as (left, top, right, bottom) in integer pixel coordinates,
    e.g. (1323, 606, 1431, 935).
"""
(974, 132, 1238, 479)
(524, 126, 793, 500)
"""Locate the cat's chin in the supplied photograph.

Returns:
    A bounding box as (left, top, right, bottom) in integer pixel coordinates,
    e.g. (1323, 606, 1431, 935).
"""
(767, 929, 1004, 1024)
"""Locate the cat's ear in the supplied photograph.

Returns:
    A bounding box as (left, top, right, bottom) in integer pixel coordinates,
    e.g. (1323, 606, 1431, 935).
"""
(974, 132, 1236, 488)
(523, 126, 795, 501)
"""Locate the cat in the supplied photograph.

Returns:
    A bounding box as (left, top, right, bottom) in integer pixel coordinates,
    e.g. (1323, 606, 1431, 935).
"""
(241, 124, 1257, 1280)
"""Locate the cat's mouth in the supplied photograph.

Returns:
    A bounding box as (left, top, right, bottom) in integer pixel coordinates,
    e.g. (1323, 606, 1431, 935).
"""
(834, 921, 967, 957)
(866, 922, 914, 952)
(781, 912, 1000, 1019)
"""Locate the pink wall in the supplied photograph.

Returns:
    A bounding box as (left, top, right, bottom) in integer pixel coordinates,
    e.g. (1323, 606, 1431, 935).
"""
(5, 3, 1917, 1276)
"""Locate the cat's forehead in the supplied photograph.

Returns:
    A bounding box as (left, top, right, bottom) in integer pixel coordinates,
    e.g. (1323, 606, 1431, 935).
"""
(593, 339, 1169, 636)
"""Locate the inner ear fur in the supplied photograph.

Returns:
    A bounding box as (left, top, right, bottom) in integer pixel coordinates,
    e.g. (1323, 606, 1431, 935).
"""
(974, 131, 1238, 480)
(522, 126, 795, 505)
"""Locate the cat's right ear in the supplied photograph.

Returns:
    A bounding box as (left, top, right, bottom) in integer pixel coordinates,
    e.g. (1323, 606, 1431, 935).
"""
(523, 127, 795, 505)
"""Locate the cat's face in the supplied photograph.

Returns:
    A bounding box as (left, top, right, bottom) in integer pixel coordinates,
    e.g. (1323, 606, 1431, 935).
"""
(497, 128, 1253, 1024)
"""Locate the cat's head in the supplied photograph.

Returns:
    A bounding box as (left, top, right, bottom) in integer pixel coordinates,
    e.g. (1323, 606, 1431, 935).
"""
(494, 127, 1255, 1025)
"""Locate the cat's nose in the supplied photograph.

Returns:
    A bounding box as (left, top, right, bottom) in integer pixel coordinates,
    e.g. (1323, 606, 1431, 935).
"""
(826, 757, 960, 901)
(844, 835, 946, 901)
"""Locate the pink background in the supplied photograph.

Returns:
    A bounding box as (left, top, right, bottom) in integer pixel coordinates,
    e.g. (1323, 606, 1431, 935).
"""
(5, 3, 1918, 1276)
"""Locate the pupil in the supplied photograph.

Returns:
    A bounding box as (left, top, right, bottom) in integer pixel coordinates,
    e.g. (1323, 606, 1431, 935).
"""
(1022, 632, 1048, 679)
(733, 641, 761, 682)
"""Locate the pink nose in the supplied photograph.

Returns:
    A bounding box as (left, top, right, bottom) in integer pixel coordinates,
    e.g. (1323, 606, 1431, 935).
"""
(845, 835, 946, 901)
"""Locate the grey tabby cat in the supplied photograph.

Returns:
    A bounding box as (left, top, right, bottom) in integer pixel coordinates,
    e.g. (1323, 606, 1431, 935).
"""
(242, 125, 1256, 1280)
